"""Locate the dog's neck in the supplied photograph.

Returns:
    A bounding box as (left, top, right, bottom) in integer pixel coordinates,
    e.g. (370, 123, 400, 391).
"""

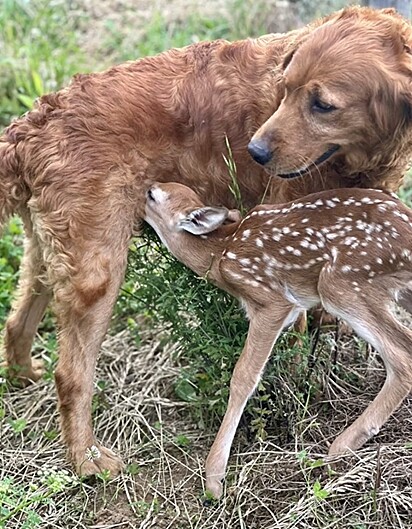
(331, 147, 409, 193)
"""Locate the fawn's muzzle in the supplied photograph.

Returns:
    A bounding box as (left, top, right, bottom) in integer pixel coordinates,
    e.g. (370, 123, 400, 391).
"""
(147, 187, 155, 202)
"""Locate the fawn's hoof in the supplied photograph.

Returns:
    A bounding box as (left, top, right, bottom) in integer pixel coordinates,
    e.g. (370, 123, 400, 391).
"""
(206, 475, 224, 499)
(328, 441, 349, 457)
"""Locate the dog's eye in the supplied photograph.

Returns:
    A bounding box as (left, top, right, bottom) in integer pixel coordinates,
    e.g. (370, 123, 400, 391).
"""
(312, 98, 337, 114)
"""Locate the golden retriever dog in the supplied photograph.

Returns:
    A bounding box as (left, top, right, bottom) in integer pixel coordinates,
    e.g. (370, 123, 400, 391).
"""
(1, 6, 412, 476)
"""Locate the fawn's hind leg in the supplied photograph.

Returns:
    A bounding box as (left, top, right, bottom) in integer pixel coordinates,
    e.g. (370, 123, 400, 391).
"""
(3, 218, 51, 383)
(318, 272, 412, 455)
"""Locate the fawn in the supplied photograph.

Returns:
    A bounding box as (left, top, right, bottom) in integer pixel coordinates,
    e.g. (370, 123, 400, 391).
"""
(145, 182, 412, 498)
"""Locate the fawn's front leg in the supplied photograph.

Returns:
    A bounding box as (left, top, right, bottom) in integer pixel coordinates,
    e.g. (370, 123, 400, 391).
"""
(205, 300, 301, 499)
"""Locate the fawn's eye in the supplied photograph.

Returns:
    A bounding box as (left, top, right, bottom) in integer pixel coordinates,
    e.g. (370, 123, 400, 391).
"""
(147, 188, 155, 202)
(311, 97, 337, 114)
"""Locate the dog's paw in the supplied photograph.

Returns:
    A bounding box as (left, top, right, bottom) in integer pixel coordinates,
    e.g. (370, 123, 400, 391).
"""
(1, 358, 45, 386)
(73, 444, 125, 477)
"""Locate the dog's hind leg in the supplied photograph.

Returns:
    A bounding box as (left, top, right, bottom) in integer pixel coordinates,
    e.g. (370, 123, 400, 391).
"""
(49, 200, 136, 476)
(3, 213, 51, 383)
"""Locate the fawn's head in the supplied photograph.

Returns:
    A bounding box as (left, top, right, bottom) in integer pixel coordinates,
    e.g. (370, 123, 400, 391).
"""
(145, 182, 241, 256)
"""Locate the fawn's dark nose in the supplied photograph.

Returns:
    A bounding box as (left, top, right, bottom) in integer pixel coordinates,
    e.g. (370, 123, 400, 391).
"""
(247, 139, 273, 165)
(147, 187, 155, 202)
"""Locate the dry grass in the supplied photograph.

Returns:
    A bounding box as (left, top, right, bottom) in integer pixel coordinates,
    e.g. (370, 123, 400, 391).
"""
(2, 319, 412, 528)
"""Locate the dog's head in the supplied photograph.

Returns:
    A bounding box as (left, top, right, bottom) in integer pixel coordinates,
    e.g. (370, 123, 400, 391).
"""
(248, 7, 412, 179)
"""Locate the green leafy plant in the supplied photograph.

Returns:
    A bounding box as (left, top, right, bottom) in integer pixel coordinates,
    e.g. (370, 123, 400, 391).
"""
(0, 469, 78, 527)
(174, 434, 191, 448)
(8, 417, 28, 434)
(125, 227, 318, 436)
(0, 217, 23, 321)
(399, 169, 412, 207)
(126, 230, 248, 425)
(313, 479, 330, 501)
(131, 498, 160, 518)
(0, 0, 84, 125)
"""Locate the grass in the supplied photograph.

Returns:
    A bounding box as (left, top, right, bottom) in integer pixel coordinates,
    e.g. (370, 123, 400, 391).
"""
(0, 0, 85, 126)
(2, 320, 412, 528)
(0, 0, 412, 527)
(101, 11, 231, 63)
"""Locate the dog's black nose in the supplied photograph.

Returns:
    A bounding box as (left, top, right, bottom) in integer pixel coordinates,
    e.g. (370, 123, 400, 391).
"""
(247, 140, 272, 165)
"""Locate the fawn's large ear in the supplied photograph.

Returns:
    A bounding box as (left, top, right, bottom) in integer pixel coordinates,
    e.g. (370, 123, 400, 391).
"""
(178, 207, 229, 235)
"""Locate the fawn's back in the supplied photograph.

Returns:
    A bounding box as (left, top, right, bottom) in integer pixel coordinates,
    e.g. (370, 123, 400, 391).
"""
(219, 188, 412, 308)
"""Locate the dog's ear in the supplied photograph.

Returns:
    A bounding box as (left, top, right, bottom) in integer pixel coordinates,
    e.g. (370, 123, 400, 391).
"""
(369, 76, 412, 136)
(369, 13, 412, 134)
(178, 207, 229, 235)
(282, 47, 297, 71)
(281, 28, 313, 72)
(281, 9, 341, 74)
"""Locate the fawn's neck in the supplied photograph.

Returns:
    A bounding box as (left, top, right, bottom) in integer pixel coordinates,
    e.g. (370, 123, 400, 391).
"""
(173, 223, 240, 284)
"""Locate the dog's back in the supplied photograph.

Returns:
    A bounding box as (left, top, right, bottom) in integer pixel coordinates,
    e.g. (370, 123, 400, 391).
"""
(0, 35, 290, 227)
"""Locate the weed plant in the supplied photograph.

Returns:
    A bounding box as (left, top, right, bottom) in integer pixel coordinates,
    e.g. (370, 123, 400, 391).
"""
(0, 218, 23, 321)
(0, 469, 78, 528)
(126, 227, 325, 438)
(0, 0, 84, 126)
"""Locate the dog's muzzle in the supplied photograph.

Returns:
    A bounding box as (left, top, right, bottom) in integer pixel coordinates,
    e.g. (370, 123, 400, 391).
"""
(278, 145, 340, 179)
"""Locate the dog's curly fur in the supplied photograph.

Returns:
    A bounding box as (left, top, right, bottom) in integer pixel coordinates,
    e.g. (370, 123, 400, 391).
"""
(1, 6, 412, 475)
